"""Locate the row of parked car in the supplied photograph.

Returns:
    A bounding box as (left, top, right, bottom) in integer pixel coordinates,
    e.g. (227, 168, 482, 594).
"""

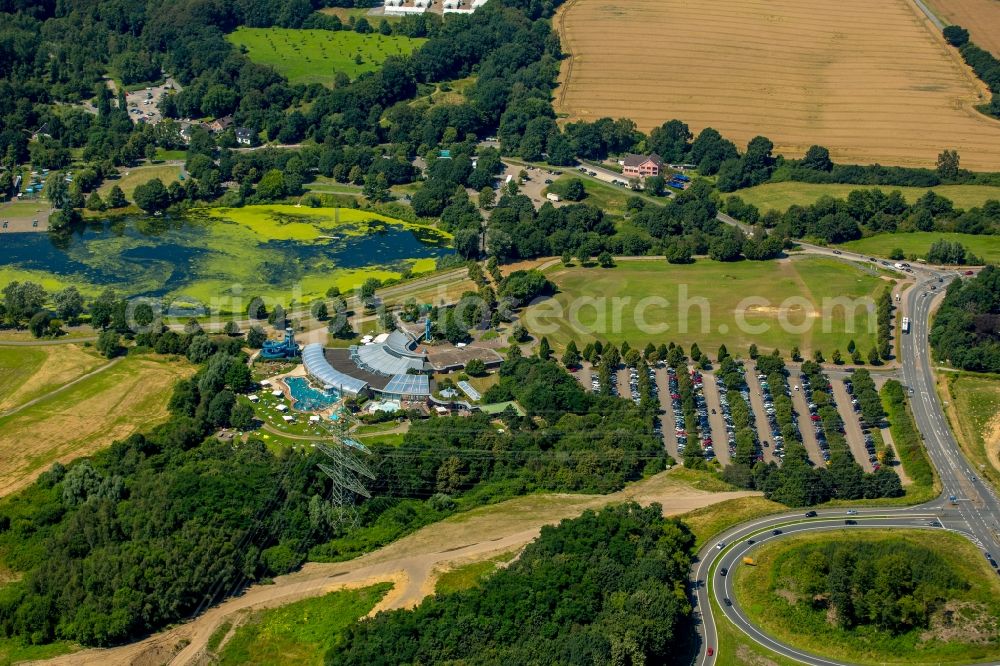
(799, 374, 832, 464)
(756, 373, 786, 462)
(844, 380, 881, 470)
(714, 376, 740, 460)
(689, 370, 716, 461)
(665, 366, 691, 457)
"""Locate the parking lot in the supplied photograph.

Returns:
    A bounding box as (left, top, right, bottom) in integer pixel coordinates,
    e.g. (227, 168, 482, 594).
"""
(700, 372, 731, 466)
(836, 378, 878, 472)
(122, 78, 178, 125)
(579, 356, 894, 475)
(788, 376, 827, 466)
(499, 164, 563, 209)
(654, 365, 680, 459)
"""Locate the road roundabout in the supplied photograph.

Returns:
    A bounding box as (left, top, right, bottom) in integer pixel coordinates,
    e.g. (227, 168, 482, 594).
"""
(693, 506, 999, 666)
(690, 251, 1000, 665)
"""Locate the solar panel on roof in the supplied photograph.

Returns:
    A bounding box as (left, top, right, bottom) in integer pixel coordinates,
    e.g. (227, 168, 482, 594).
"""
(383, 374, 430, 396)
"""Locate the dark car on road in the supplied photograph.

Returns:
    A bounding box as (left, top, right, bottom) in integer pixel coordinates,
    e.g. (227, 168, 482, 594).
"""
(720, 567, 728, 577)
(723, 598, 733, 607)
(805, 511, 817, 518)
(772, 529, 782, 535)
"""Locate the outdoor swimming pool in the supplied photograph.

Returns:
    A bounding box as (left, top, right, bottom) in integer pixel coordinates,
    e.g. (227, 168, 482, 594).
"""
(285, 376, 338, 412)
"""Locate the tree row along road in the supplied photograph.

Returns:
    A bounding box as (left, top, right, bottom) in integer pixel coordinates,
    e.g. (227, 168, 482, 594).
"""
(695, 252, 1000, 665)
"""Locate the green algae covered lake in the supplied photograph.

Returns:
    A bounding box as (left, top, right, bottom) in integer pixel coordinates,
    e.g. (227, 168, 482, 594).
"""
(0, 205, 453, 310)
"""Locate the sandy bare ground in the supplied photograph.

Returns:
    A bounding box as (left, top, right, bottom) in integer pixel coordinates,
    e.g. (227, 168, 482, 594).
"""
(927, 0, 1000, 58)
(36, 472, 756, 666)
(555, 0, 1000, 170)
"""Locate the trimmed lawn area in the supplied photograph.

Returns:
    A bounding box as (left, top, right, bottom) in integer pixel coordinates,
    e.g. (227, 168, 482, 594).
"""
(98, 163, 185, 200)
(0, 344, 105, 413)
(680, 496, 784, 548)
(0, 200, 50, 217)
(227, 27, 426, 87)
(545, 173, 663, 217)
(524, 256, 886, 357)
(0, 354, 193, 497)
(212, 583, 392, 665)
(941, 373, 1000, 491)
(734, 182, 1000, 213)
(734, 530, 1000, 665)
(840, 232, 1000, 265)
(305, 177, 363, 197)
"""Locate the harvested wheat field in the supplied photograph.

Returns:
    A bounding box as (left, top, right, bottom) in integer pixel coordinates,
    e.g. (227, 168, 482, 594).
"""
(555, 0, 1000, 170)
(928, 0, 1000, 58)
(0, 355, 193, 497)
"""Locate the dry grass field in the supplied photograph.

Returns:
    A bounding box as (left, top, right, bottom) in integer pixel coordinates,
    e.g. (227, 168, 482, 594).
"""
(0, 344, 106, 413)
(0, 354, 193, 497)
(927, 0, 1000, 58)
(555, 0, 1000, 170)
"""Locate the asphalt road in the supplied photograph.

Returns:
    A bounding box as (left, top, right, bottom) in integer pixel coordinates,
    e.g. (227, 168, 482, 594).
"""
(692, 232, 999, 664)
(693, 511, 998, 666)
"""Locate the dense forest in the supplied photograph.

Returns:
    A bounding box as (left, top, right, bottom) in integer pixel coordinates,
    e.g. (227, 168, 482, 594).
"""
(327, 503, 696, 665)
(929, 266, 1000, 372)
(776, 537, 971, 633)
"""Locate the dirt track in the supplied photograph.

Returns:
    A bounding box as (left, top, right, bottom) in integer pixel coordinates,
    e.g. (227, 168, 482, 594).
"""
(36, 473, 756, 666)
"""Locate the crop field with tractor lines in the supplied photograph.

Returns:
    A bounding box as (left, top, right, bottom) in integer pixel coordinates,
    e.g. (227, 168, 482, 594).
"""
(555, 0, 1000, 170)
(926, 0, 1000, 58)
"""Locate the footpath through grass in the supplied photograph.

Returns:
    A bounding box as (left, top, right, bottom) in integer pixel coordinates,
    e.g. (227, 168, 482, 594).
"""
(0, 353, 193, 497)
(734, 529, 1000, 665)
(0, 344, 105, 413)
(211, 583, 392, 665)
(227, 28, 426, 86)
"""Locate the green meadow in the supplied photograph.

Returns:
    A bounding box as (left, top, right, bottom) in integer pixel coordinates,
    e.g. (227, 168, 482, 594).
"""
(524, 256, 886, 356)
(227, 27, 426, 87)
(840, 232, 1000, 264)
(735, 182, 1000, 213)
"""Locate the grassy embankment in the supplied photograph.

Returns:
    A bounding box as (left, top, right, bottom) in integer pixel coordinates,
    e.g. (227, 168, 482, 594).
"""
(433, 550, 519, 595)
(208, 583, 392, 665)
(734, 530, 1000, 665)
(939, 372, 1000, 491)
